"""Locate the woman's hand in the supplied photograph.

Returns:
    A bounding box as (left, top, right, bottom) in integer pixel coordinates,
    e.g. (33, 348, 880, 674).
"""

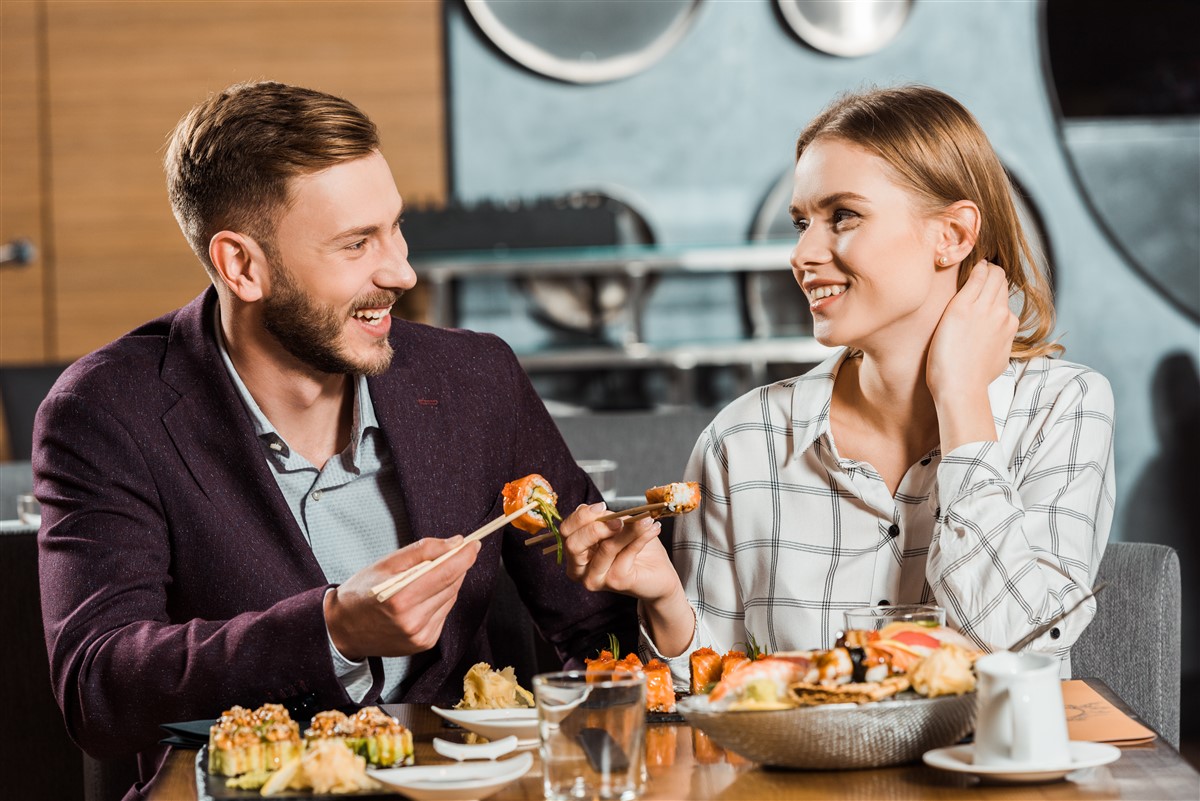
(559, 503, 680, 602)
(560, 503, 696, 656)
(926, 260, 1019, 451)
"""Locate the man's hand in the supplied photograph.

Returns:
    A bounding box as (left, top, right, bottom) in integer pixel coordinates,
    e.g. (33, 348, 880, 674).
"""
(926, 260, 1019, 452)
(324, 536, 481, 661)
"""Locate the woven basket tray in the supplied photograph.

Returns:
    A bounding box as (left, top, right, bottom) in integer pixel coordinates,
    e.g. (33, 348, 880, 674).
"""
(678, 691, 977, 769)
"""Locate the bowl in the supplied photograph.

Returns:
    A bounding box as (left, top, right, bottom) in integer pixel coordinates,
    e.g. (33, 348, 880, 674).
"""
(369, 751, 533, 801)
(430, 706, 539, 745)
(678, 691, 977, 769)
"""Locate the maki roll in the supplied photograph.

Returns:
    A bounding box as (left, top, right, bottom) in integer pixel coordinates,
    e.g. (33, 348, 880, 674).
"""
(208, 704, 303, 777)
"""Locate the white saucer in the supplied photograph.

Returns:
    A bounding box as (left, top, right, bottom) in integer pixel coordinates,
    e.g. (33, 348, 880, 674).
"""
(369, 751, 534, 801)
(923, 741, 1121, 784)
(431, 706, 540, 743)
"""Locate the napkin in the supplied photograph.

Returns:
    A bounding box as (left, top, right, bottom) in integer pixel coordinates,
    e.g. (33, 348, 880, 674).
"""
(1062, 680, 1156, 746)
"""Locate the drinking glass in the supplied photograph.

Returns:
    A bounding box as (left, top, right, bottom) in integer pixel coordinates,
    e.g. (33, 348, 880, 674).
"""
(533, 670, 646, 801)
(843, 604, 945, 633)
(577, 459, 618, 501)
(17, 494, 41, 527)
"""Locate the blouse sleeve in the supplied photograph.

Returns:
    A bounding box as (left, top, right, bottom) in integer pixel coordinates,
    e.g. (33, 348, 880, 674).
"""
(927, 367, 1115, 657)
(639, 421, 746, 689)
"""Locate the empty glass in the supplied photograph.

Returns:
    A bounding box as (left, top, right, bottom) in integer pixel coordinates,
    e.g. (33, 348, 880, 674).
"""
(17, 494, 41, 527)
(577, 459, 618, 501)
(534, 670, 646, 801)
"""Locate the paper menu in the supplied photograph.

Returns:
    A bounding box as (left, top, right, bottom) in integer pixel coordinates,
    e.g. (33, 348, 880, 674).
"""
(1062, 679, 1157, 746)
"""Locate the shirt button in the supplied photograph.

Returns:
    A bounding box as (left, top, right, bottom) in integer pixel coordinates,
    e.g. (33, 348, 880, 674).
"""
(888, 524, 900, 538)
(312, 490, 323, 501)
(1050, 627, 1061, 639)
(920, 457, 931, 466)
(878, 600, 890, 606)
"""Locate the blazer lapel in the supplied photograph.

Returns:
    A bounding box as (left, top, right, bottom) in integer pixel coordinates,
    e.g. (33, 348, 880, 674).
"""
(159, 291, 324, 580)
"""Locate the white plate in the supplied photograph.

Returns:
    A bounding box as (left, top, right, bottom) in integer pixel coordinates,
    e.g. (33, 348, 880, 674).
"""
(430, 706, 540, 744)
(923, 741, 1121, 783)
(370, 752, 533, 801)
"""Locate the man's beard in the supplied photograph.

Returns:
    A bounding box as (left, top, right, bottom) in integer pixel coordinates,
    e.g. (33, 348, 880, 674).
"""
(262, 258, 397, 377)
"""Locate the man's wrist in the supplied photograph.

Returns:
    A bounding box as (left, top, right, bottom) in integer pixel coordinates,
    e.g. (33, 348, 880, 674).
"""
(323, 587, 365, 662)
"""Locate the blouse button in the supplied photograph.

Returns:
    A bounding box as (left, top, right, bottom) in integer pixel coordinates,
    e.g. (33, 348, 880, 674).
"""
(312, 490, 323, 501)
(920, 457, 931, 466)
(878, 599, 890, 606)
(1050, 627, 1061, 639)
(888, 524, 900, 538)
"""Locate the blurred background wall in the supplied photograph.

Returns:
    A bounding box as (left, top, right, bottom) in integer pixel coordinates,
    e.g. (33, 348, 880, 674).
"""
(1, 0, 1197, 764)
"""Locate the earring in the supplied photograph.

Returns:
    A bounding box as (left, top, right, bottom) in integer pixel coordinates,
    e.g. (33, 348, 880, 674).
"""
(938, 256, 948, 266)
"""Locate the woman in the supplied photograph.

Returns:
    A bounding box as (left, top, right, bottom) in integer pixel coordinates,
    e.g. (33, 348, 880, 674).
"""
(561, 85, 1115, 686)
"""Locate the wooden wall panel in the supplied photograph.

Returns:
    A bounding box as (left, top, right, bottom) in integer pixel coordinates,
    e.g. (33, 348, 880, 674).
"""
(42, 0, 446, 358)
(0, 0, 47, 364)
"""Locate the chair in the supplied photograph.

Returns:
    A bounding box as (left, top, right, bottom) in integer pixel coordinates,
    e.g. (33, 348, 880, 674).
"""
(1072, 541, 1181, 747)
(0, 363, 71, 461)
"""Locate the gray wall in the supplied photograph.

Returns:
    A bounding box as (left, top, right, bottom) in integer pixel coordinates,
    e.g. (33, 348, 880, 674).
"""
(442, 1, 1199, 670)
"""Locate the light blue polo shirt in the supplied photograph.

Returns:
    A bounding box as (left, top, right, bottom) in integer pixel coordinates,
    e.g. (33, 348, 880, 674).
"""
(216, 314, 411, 701)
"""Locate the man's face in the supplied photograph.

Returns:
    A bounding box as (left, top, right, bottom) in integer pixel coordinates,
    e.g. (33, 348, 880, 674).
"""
(260, 150, 416, 377)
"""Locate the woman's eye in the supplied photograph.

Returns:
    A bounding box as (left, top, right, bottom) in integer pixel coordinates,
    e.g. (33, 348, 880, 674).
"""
(832, 209, 858, 227)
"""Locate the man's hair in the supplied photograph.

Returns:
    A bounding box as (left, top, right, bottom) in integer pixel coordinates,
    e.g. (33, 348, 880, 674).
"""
(796, 85, 1061, 359)
(164, 81, 379, 277)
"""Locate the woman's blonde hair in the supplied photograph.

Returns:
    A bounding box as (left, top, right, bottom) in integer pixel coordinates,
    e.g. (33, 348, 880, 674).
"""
(796, 85, 1061, 359)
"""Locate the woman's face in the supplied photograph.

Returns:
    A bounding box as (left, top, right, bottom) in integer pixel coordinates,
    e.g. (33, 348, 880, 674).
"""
(789, 138, 955, 354)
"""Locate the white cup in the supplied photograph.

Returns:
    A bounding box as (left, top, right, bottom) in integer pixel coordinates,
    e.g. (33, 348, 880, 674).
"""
(973, 651, 1070, 768)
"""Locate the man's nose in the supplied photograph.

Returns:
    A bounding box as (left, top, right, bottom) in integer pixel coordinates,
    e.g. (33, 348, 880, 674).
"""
(377, 231, 417, 290)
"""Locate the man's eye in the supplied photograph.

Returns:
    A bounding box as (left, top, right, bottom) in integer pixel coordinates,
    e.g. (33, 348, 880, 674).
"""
(792, 218, 809, 234)
(347, 239, 367, 251)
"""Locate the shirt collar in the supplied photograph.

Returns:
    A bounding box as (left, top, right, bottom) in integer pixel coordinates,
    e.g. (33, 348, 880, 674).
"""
(788, 347, 1018, 460)
(213, 305, 379, 468)
(790, 347, 850, 459)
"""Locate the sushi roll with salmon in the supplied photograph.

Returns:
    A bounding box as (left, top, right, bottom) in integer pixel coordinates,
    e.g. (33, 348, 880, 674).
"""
(689, 647, 723, 695)
(503, 474, 564, 561)
(644, 482, 700, 518)
(644, 658, 676, 713)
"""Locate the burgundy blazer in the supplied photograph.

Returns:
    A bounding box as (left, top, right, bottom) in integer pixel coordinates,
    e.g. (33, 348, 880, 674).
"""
(35, 289, 635, 771)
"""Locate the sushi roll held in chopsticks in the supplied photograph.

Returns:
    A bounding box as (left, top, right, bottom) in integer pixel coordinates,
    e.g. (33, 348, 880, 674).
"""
(503, 474, 565, 562)
(644, 481, 700, 518)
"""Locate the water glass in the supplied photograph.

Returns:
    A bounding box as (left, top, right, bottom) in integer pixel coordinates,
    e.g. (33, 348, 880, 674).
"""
(17, 494, 42, 527)
(533, 670, 646, 801)
(577, 459, 618, 501)
(843, 604, 945, 633)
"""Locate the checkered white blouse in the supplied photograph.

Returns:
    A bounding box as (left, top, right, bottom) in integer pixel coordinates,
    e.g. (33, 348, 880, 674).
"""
(642, 349, 1115, 687)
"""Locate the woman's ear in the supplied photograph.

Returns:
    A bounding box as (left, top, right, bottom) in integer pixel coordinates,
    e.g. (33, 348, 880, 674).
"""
(935, 200, 980, 267)
(209, 231, 268, 303)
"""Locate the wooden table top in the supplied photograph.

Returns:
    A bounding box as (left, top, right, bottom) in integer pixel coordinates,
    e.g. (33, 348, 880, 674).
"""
(147, 680, 1199, 801)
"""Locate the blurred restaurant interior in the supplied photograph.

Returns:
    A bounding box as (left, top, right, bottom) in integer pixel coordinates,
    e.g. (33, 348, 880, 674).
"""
(1, 0, 1197, 797)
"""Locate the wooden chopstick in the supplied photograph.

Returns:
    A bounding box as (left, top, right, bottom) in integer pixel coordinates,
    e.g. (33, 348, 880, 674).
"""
(372, 501, 537, 602)
(595, 502, 667, 522)
(524, 531, 556, 546)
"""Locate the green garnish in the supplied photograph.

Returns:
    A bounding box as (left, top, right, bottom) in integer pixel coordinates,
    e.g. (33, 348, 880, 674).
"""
(531, 489, 564, 564)
(738, 631, 766, 661)
(607, 632, 621, 660)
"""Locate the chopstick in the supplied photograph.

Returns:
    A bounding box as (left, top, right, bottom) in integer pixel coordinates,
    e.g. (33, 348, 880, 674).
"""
(595, 502, 666, 522)
(371, 501, 537, 603)
(524, 531, 557, 546)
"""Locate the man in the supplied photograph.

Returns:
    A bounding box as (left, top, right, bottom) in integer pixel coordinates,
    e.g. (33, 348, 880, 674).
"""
(34, 81, 642, 791)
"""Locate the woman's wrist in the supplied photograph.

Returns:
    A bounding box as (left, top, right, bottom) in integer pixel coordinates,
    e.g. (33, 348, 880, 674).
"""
(935, 387, 997, 453)
(640, 582, 695, 659)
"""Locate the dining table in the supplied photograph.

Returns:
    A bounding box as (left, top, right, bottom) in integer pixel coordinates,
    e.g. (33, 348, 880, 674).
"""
(146, 678, 1198, 801)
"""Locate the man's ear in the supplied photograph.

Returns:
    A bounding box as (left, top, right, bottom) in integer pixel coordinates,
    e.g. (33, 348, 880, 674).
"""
(209, 231, 268, 302)
(935, 200, 980, 267)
